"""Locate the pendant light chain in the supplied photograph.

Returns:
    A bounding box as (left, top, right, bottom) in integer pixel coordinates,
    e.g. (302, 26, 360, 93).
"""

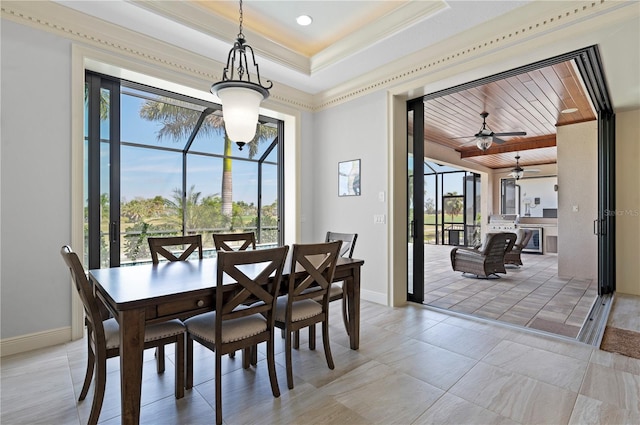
(238, 0, 244, 39)
(211, 0, 272, 145)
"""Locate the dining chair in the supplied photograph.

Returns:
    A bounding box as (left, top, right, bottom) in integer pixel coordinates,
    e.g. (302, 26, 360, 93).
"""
(299, 232, 358, 350)
(184, 246, 289, 425)
(148, 234, 203, 264)
(60, 246, 185, 425)
(212, 231, 256, 251)
(275, 241, 341, 389)
(212, 231, 257, 360)
(147, 234, 203, 371)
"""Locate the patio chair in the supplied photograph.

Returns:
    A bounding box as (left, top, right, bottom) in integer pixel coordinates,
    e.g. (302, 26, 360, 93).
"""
(504, 229, 533, 266)
(450, 232, 517, 278)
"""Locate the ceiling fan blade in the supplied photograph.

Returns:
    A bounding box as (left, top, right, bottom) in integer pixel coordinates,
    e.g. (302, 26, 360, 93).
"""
(450, 135, 476, 139)
(493, 136, 506, 144)
(493, 131, 527, 137)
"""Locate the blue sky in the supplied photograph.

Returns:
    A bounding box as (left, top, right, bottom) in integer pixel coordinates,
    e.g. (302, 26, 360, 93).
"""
(408, 156, 467, 206)
(94, 90, 278, 205)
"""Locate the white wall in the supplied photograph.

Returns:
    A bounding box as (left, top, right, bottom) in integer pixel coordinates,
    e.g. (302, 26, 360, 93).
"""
(517, 176, 558, 218)
(1, 20, 73, 340)
(311, 91, 388, 303)
(298, 109, 317, 243)
(557, 121, 598, 279)
(615, 109, 640, 296)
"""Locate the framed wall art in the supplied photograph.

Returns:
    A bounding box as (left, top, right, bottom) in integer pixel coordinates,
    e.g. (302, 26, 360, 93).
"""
(338, 159, 361, 197)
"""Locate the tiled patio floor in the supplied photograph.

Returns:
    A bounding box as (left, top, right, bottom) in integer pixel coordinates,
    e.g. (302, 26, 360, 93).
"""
(422, 244, 598, 338)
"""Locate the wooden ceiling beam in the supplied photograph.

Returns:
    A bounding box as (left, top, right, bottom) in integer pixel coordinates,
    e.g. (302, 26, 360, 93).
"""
(459, 134, 556, 158)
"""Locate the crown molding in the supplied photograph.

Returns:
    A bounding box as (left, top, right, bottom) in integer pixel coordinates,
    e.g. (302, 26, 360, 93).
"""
(1, 1, 314, 111)
(2, 0, 637, 114)
(312, 0, 639, 111)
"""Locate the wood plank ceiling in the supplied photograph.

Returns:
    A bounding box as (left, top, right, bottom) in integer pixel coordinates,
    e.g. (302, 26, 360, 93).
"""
(423, 60, 596, 170)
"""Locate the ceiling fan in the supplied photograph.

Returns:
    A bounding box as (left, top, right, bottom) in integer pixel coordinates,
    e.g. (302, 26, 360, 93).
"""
(456, 112, 527, 151)
(509, 154, 539, 180)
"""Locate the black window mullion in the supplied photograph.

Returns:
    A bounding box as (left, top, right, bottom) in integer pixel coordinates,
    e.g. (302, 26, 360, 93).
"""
(276, 121, 285, 247)
(408, 98, 424, 303)
(108, 79, 121, 267)
(87, 74, 101, 270)
(182, 152, 187, 236)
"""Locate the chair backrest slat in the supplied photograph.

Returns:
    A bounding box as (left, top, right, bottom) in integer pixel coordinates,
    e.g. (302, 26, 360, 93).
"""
(325, 231, 358, 258)
(484, 232, 516, 258)
(215, 246, 288, 326)
(517, 229, 534, 250)
(148, 235, 203, 264)
(287, 241, 341, 304)
(213, 232, 257, 252)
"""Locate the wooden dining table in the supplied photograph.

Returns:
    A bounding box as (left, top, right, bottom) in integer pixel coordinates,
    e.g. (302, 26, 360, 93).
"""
(89, 255, 364, 425)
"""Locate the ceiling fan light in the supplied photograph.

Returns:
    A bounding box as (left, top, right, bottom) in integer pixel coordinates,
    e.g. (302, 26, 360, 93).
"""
(476, 138, 492, 151)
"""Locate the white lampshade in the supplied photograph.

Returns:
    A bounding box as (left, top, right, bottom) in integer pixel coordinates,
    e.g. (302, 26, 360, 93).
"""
(476, 138, 492, 151)
(216, 86, 265, 143)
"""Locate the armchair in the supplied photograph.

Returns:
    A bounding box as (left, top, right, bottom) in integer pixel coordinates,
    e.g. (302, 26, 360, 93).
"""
(450, 232, 517, 278)
(504, 229, 533, 266)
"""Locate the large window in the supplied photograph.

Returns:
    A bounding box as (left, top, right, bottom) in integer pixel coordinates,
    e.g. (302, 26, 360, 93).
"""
(85, 73, 284, 268)
(423, 161, 480, 246)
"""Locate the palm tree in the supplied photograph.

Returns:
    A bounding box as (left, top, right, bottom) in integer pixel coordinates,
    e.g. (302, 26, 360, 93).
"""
(444, 191, 463, 220)
(163, 185, 202, 231)
(139, 98, 276, 217)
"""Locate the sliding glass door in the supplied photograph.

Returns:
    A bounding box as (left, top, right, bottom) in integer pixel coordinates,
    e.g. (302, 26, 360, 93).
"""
(406, 45, 616, 306)
(85, 73, 120, 269)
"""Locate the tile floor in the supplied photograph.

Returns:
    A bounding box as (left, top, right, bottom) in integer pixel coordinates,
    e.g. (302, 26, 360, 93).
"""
(2, 297, 639, 424)
(422, 244, 598, 338)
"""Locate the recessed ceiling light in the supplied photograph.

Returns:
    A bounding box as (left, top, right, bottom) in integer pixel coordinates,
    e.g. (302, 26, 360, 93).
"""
(561, 107, 579, 114)
(296, 15, 313, 26)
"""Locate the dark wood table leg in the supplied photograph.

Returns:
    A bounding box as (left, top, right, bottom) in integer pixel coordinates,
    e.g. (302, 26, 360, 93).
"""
(119, 309, 145, 425)
(347, 266, 361, 350)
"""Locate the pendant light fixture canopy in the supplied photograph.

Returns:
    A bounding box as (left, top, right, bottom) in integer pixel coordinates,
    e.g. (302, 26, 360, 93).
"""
(211, 0, 272, 148)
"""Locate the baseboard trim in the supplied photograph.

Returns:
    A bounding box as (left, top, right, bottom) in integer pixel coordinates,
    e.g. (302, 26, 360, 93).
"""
(361, 289, 387, 305)
(0, 327, 72, 357)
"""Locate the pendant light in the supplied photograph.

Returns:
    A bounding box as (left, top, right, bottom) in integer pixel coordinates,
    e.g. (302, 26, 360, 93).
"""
(211, 0, 272, 149)
(510, 155, 525, 180)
